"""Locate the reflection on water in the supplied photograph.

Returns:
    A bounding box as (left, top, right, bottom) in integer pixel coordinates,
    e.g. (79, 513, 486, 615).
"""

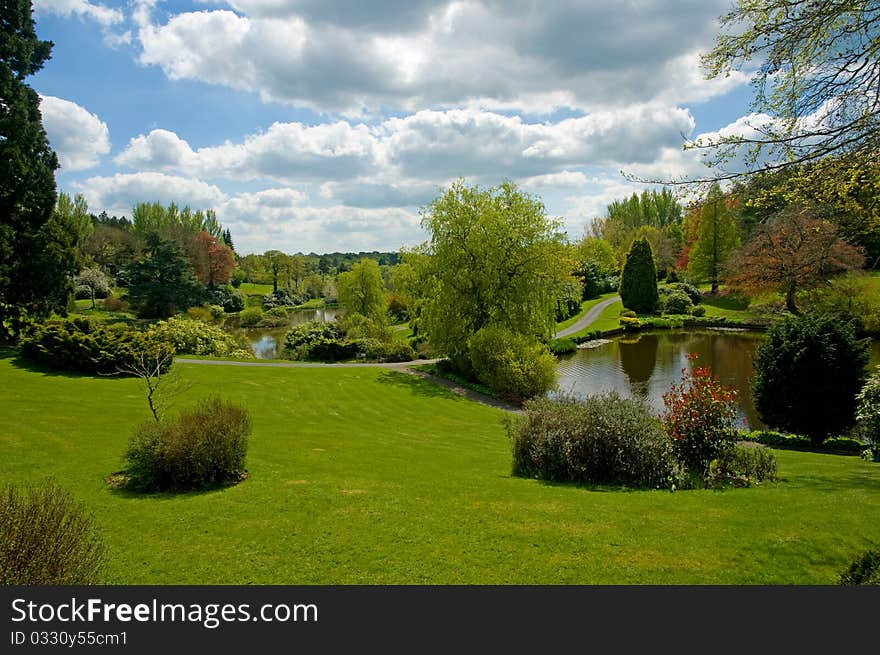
(224, 307, 337, 359)
(555, 330, 880, 430)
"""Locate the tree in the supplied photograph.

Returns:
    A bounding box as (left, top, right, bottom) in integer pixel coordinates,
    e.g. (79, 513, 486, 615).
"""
(619, 237, 659, 313)
(725, 207, 864, 312)
(189, 231, 235, 288)
(687, 185, 740, 293)
(752, 313, 869, 444)
(263, 250, 288, 293)
(689, 0, 880, 182)
(75, 267, 112, 309)
(125, 234, 204, 318)
(337, 258, 388, 324)
(575, 237, 618, 278)
(416, 180, 572, 366)
(0, 2, 76, 317)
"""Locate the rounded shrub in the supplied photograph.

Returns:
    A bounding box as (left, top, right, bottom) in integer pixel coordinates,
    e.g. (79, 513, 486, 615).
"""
(752, 313, 869, 445)
(238, 306, 264, 327)
(146, 316, 254, 358)
(257, 306, 290, 327)
(508, 393, 678, 488)
(690, 305, 706, 317)
(708, 444, 778, 487)
(661, 289, 693, 315)
(468, 325, 557, 402)
(283, 320, 344, 357)
(857, 365, 880, 459)
(0, 480, 105, 584)
(20, 318, 169, 375)
(123, 397, 252, 492)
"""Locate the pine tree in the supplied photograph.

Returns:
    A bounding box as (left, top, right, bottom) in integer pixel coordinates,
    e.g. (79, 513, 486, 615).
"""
(0, 2, 73, 318)
(619, 237, 658, 313)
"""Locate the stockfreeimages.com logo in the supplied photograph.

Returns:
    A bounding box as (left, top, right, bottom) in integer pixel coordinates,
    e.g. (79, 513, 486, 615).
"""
(11, 597, 318, 630)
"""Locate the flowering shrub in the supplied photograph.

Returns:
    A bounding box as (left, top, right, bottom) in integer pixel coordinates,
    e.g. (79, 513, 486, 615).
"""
(146, 316, 253, 358)
(662, 353, 739, 477)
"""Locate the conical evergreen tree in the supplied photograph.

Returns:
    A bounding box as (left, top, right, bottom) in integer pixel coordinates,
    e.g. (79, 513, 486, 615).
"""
(0, 1, 72, 318)
(619, 237, 658, 313)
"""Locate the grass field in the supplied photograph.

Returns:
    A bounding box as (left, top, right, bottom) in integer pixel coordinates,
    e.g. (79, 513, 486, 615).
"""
(2, 352, 879, 584)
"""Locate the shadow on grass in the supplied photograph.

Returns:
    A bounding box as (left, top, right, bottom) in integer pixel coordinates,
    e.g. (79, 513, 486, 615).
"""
(375, 369, 464, 402)
(5, 350, 115, 379)
(106, 470, 249, 500)
(702, 293, 750, 311)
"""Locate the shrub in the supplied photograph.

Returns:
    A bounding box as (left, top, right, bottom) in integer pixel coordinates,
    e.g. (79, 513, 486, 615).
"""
(662, 353, 739, 478)
(186, 304, 224, 324)
(0, 480, 105, 584)
(752, 313, 869, 445)
(263, 289, 307, 309)
(619, 237, 659, 314)
(839, 550, 880, 585)
(857, 366, 880, 459)
(620, 309, 637, 318)
(146, 316, 253, 358)
(123, 397, 251, 492)
(258, 306, 290, 327)
(619, 316, 642, 330)
(283, 320, 344, 355)
(354, 339, 416, 362)
(548, 337, 578, 355)
(238, 306, 264, 327)
(340, 312, 392, 341)
(101, 296, 127, 312)
(300, 337, 359, 361)
(661, 289, 693, 315)
(708, 445, 778, 487)
(468, 326, 557, 402)
(208, 285, 246, 313)
(508, 394, 678, 488)
(690, 305, 706, 317)
(20, 318, 170, 375)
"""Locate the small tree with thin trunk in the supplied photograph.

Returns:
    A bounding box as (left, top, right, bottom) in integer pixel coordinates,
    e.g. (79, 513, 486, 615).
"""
(725, 206, 864, 313)
(687, 186, 739, 294)
(115, 340, 177, 423)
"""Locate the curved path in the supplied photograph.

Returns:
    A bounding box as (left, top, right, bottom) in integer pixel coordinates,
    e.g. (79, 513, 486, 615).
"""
(554, 295, 620, 338)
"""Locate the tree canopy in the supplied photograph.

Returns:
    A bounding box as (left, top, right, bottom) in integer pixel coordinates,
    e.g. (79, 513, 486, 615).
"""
(725, 206, 864, 312)
(416, 180, 572, 363)
(692, 0, 880, 182)
(0, 1, 72, 319)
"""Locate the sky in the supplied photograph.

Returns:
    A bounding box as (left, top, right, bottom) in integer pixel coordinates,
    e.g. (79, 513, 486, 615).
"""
(29, 0, 760, 255)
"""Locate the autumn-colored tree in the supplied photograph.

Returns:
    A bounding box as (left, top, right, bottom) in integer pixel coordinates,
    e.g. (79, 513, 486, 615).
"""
(190, 231, 235, 288)
(725, 207, 864, 313)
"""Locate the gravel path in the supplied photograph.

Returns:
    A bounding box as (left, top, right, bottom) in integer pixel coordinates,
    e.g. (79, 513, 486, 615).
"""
(554, 295, 620, 338)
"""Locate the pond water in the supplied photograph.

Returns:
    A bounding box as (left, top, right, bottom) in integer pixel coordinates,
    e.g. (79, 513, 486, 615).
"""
(224, 307, 338, 359)
(554, 329, 880, 430)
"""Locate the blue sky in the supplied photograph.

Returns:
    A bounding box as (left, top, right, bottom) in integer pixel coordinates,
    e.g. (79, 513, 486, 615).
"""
(30, 1, 758, 255)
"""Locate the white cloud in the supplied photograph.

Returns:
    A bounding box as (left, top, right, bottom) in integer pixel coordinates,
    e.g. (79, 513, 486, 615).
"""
(218, 194, 423, 254)
(39, 95, 111, 172)
(115, 105, 694, 193)
(116, 121, 377, 183)
(76, 173, 227, 217)
(34, 0, 123, 27)
(136, 1, 744, 115)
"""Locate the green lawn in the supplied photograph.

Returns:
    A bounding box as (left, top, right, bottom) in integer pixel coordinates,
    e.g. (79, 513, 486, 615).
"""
(2, 352, 879, 584)
(239, 282, 274, 296)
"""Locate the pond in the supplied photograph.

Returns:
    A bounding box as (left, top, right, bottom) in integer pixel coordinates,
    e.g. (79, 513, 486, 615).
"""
(224, 307, 338, 359)
(554, 329, 880, 430)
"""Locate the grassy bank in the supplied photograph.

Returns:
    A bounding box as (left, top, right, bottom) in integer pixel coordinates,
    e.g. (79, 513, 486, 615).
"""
(1, 353, 879, 584)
